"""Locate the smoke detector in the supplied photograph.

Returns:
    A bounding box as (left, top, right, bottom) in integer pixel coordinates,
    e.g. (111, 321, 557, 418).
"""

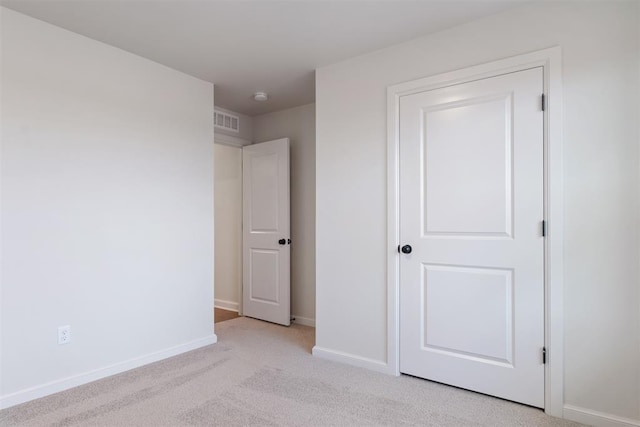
(253, 92, 268, 102)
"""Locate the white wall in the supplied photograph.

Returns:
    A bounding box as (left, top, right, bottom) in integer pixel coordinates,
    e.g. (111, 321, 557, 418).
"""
(315, 1, 640, 423)
(214, 143, 242, 311)
(0, 8, 215, 407)
(254, 103, 316, 326)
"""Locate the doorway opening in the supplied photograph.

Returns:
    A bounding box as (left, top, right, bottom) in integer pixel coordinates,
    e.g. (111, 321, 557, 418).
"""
(214, 141, 243, 325)
(213, 128, 292, 326)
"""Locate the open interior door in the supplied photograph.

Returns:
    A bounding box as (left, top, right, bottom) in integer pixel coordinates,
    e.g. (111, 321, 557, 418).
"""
(242, 138, 290, 326)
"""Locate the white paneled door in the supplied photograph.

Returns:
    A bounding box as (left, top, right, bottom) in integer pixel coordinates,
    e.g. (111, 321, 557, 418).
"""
(242, 138, 291, 326)
(399, 68, 544, 407)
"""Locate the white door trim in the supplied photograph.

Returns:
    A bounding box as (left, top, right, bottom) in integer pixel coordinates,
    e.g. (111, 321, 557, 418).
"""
(386, 47, 563, 417)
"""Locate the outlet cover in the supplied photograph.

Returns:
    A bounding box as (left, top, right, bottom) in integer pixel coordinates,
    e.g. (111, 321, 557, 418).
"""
(58, 325, 71, 345)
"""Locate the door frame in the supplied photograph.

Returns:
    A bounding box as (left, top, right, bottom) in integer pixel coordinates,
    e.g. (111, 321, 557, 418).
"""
(386, 47, 563, 417)
(213, 140, 244, 316)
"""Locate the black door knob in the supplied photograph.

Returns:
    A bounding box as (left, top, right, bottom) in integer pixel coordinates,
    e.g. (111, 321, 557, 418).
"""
(278, 238, 286, 245)
(401, 245, 412, 254)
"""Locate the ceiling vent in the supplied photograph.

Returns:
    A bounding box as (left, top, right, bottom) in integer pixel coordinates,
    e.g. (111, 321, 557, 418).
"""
(214, 109, 240, 133)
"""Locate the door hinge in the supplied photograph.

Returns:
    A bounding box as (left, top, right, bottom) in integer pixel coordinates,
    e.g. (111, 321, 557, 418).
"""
(542, 220, 546, 237)
(542, 347, 547, 364)
(541, 93, 546, 111)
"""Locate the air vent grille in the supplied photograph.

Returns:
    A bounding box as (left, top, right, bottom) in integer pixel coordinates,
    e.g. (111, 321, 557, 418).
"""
(214, 110, 240, 133)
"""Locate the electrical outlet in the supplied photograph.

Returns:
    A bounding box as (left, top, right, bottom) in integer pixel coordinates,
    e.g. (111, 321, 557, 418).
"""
(58, 325, 71, 345)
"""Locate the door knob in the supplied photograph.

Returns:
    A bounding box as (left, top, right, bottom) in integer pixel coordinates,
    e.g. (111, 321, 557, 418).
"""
(401, 244, 412, 254)
(278, 238, 286, 245)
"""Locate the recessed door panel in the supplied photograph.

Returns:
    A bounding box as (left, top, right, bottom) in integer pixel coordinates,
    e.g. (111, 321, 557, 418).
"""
(249, 249, 280, 304)
(423, 264, 513, 365)
(423, 95, 513, 237)
(250, 153, 279, 232)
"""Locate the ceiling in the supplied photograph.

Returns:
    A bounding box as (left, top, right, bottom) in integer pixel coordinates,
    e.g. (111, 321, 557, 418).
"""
(1, 1, 528, 116)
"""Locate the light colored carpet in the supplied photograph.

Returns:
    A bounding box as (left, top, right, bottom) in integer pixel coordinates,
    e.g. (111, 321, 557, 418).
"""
(1, 317, 582, 426)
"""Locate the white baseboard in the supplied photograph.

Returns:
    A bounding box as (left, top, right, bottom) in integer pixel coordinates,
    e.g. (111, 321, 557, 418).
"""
(214, 299, 239, 312)
(292, 316, 315, 327)
(564, 405, 640, 427)
(0, 334, 218, 410)
(312, 346, 391, 374)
